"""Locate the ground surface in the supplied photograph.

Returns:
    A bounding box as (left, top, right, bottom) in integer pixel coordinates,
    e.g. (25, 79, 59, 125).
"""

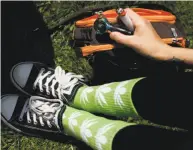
(1, 1, 193, 150)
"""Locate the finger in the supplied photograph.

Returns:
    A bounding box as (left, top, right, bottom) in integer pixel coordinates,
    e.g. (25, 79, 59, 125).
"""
(124, 8, 144, 27)
(110, 32, 135, 47)
(106, 30, 111, 34)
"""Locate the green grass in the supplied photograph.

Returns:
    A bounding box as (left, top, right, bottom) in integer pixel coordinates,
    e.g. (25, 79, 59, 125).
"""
(1, 1, 193, 150)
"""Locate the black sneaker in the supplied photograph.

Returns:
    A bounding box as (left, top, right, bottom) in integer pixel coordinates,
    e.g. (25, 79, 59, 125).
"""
(10, 62, 86, 103)
(1, 94, 66, 138)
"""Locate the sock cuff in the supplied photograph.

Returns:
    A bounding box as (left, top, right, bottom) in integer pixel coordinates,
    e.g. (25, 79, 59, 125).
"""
(72, 77, 144, 118)
(104, 122, 136, 150)
(62, 106, 136, 150)
(126, 77, 145, 118)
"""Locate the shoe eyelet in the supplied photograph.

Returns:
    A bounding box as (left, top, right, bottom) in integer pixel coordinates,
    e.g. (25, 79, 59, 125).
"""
(40, 89, 44, 92)
(48, 124, 52, 128)
(47, 91, 50, 95)
(48, 71, 51, 74)
(34, 121, 38, 125)
(40, 68, 45, 74)
(28, 120, 31, 123)
(19, 118, 23, 122)
(41, 68, 45, 72)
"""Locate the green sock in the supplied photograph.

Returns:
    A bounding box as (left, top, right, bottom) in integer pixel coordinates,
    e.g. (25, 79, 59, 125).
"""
(71, 78, 143, 118)
(62, 106, 135, 150)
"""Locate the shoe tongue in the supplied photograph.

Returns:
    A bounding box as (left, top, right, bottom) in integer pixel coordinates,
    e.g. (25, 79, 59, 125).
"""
(30, 96, 63, 128)
(55, 70, 72, 85)
(62, 83, 84, 103)
(32, 95, 65, 127)
(24, 65, 54, 92)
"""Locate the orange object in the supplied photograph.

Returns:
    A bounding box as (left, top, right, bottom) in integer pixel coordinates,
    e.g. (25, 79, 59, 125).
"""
(80, 44, 115, 56)
(80, 38, 186, 56)
(76, 10, 118, 27)
(75, 8, 176, 27)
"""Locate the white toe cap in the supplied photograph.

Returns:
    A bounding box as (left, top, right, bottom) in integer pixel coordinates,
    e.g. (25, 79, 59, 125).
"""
(12, 63, 33, 87)
(1, 95, 19, 120)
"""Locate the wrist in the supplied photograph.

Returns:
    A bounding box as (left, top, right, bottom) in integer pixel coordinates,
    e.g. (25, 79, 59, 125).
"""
(153, 43, 172, 61)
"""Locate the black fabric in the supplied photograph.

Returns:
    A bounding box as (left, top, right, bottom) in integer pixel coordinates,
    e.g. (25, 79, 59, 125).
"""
(66, 83, 85, 103)
(89, 50, 182, 85)
(25, 64, 49, 95)
(112, 125, 191, 150)
(10, 116, 59, 133)
(25, 63, 54, 96)
(132, 74, 193, 131)
(151, 22, 185, 38)
(58, 106, 66, 132)
(73, 24, 125, 46)
(1, 1, 55, 96)
(10, 96, 28, 121)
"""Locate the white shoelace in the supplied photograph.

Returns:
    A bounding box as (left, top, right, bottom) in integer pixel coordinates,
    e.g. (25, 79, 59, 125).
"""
(19, 96, 64, 129)
(33, 66, 85, 101)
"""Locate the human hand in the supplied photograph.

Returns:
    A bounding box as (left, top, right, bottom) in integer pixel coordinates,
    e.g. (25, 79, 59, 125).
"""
(110, 8, 170, 60)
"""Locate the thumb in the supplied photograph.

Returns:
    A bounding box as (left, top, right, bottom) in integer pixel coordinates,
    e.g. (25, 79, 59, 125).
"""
(110, 32, 135, 47)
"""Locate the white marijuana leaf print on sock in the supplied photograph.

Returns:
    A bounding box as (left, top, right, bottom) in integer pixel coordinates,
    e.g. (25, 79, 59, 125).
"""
(114, 81, 129, 108)
(80, 87, 94, 105)
(80, 118, 97, 143)
(95, 123, 114, 150)
(95, 83, 112, 107)
(68, 112, 82, 133)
